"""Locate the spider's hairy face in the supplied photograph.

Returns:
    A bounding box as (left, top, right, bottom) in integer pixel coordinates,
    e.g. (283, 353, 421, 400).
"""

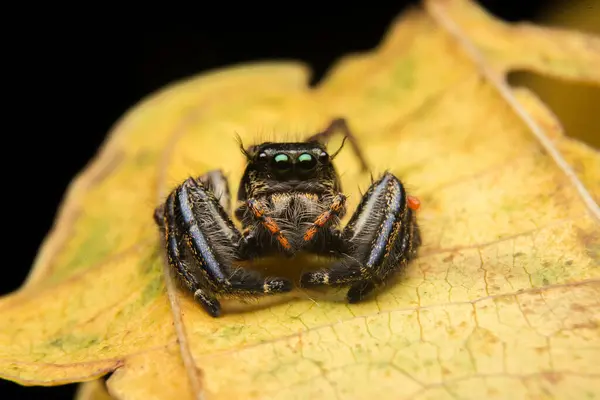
(238, 141, 341, 199)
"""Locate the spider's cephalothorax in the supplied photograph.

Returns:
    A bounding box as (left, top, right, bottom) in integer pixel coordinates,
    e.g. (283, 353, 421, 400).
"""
(154, 118, 421, 317)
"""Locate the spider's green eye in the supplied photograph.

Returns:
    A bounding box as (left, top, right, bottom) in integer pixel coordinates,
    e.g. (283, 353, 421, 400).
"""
(297, 153, 317, 170)
(272, 153, 292, 171)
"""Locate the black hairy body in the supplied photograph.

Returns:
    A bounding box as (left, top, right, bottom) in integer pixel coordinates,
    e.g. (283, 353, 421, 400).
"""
(154, 118, 421, 317)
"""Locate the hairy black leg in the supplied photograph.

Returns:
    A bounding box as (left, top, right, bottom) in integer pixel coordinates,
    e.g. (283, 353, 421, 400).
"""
(155, 174, 292, 317)
(176, 179, 229, 285)
(195, 169, 231, 215)
(179, 177, 292, 294)
(347, 280, 376, 303)
(226, 269, 292, 296)
(305, 118, 369, 172)
(301, 172, 421, 303)
(158, 190, 221, 317)
(193, 288, 221, 316)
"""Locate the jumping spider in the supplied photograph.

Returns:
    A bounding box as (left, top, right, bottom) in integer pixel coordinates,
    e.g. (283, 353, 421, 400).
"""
(154, 118, 421, 317)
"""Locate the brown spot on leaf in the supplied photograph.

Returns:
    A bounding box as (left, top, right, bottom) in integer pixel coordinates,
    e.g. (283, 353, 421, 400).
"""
(570, 303, 586, 312)
(443, 254, 455, 263)
(542, 372, 564, 385)
(570, 321, 598, 330)
(493, 296, 514, 304)
(542, 277, 550, 286)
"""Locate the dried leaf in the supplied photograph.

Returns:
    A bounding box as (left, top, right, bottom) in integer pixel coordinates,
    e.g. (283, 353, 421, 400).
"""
(2, 0, 599, 399)
(75, 380, 113, 400)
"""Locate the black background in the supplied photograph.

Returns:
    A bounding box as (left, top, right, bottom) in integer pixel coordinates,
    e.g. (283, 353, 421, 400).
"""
(2, 1, 564, 398)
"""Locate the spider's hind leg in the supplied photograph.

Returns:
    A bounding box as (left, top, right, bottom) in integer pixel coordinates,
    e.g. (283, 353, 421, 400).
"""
(155, 171, 292, 317)
(306, 118, 369, 172)
(301, 172, 421, 303)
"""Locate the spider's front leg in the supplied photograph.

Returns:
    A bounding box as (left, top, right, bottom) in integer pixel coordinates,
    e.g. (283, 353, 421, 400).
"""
(301, 172, 421, 303)
(154, 170, 292, 317)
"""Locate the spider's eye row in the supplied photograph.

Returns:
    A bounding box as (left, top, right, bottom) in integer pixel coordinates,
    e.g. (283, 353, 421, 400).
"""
(272, 153, 292, 171)
(318, 151, 329, 163)
(297, 153, 317, 170)
(258, 152, 267, 160)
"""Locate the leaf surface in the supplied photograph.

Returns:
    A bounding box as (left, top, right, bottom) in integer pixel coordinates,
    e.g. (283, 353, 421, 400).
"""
(2, 0, 599, 399)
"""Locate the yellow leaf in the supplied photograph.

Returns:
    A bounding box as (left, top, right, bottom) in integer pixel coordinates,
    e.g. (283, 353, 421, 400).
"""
(2, 0, 600, 399)
(512, 0, 600, 150)
(75, 379, 113, 400)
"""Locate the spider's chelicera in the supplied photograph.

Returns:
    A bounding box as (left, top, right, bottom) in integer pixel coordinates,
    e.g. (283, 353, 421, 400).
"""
(154, 118, 421, 317)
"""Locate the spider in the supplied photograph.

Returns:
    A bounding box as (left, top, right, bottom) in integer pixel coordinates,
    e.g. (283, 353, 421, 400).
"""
(154, 118, 422, 317)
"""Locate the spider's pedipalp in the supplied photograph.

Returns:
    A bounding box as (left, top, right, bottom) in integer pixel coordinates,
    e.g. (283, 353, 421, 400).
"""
(302, 193, 346, 242)
(245, 198, 293, 253)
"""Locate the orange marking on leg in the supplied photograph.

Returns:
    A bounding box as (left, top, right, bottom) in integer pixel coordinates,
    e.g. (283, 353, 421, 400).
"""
(248, 201, 265, 217)
(303, 194, 346, 242)
(314, 212, 332, 227)
(407, 195, 421, 211)
(247, 198, 291, 250)
(276, 234, 292, 249)
(262, 217, 291, 249)
(303, 226, 318, 241)
(331, 201, 344, 212)
(263, 218, 279, 234)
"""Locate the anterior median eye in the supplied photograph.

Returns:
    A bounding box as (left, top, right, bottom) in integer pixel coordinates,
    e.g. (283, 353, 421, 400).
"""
(297, 153, 317, 170)
(272, 153, 292, 171)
